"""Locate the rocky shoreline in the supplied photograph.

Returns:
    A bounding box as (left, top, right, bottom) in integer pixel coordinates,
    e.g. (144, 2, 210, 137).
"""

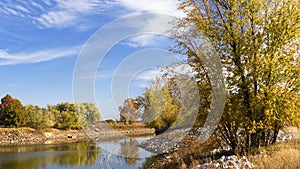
(0, 126, 155, 146)
(140, 128, 299, 169)
(84, 122, 156, 142)
(140, 129, 190, 154)
(0, 128, 90, 146)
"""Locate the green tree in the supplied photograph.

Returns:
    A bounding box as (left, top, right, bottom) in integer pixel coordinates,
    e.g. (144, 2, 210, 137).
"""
(75, 102, 101, 128)
(55, 102, 82, 129)
(175, 0, 300, 154)
(161, 71, 209, 130)
(141, 78, 179, 133)
(35, 106, 46, 129)
(0, 94, 27, 127)
(81, 102, 101, 123)
(24, 104, 46, 130)
(26, 105, 48, 130)
(1, 97, 101, 130)
(54, 102, 100, 129)
(25, 104, 37, 128)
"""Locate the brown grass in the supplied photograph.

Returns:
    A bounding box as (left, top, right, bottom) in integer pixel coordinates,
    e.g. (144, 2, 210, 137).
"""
(0, 127, 38, 133)
(108, 121, 147, 130)
(249, 139, 300, 169)
(146, 136, 221, 169)
(147, 127, 300, 169)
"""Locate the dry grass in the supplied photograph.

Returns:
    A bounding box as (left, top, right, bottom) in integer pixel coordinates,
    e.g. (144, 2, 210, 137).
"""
(249, 127, 300, 169)
(42, 128, 61, 133)
(0, 127, 38, 133)
(249, 139, 300, 169)
(146, 136, 221, 169)
(108, 121, 147, 130)
(147, 127, 300, 169)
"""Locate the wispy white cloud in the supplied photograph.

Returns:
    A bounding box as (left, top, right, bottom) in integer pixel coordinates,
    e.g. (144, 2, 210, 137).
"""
(123, 34, 165, 48)
(114, 0, 182, 48)
(30, 1, 45, 11)
(130, 69, 163, 89)
(0, 0, 108, 29)
(115, 0, 182, 16)
(1, 0, 182, 31)
(0, 0, 181, 49)
(14, 4, 31, 13)
(36, 11, 77, 28)
(135, 69, 163, 81)
(34, 0, 106, 29)
(43, 0, 52, 6)
(0, 45, 81, 65)
(92, 68, 162, 81)
(0, 0, 42, 17)
(119, 14, 176, 48)
(4, 7, 20, 16)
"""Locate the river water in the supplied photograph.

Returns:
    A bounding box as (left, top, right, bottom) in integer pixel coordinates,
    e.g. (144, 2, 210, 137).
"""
(0, 137, 154, 169)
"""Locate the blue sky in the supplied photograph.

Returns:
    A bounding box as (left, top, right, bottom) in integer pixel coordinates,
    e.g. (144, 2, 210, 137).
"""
(0, 0, 185, 119)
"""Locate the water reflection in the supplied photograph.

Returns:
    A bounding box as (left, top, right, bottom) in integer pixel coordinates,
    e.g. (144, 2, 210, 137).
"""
(119, 138, 139, 165)
(0, 142, 100, 169)
(97, 137, 153, 169)
(0, 137, 153, 169)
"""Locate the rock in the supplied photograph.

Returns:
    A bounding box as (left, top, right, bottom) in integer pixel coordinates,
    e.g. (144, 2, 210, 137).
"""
(0, 128, 91, 146)
(44, 132, 53, 138)
(199, 155, 254, 169)
(181, 162, 188, 169)
(139, 129, 190, 154)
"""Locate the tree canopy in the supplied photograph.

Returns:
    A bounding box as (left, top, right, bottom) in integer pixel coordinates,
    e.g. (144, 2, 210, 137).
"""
(119, 98, 139, 124)
(0, 94, 101, 130)
(174, 0, 300, 154)
(139, 78, 180, 133)
(0, 94, 27, 127)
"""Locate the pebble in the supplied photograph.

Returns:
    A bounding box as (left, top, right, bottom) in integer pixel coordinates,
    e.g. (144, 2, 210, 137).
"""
(197, 155, 254, 169)
(277, 130, 295, 142)
(139, 129, 188, 154)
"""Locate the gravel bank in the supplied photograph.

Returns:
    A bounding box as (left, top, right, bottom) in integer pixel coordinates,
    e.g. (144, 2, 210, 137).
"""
(84, 123, 155, 142)
(0, 128, 90, 145)
(0, 126, 155, 146)
(139, 129, 190, 154)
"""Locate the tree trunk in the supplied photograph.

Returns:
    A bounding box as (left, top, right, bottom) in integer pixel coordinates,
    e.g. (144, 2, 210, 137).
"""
(272, 124, 279, 144)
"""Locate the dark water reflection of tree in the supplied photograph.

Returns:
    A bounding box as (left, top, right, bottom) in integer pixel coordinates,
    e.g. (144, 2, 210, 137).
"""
(0, 142, 100, 169)
(119, 138, 140, 166)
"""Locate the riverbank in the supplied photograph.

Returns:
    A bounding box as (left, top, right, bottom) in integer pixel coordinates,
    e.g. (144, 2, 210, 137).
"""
(0, 128, 90, 145)
(141, 127, 300, 169)
(85, 122, 156, 142)
(0, 124, 156, 146)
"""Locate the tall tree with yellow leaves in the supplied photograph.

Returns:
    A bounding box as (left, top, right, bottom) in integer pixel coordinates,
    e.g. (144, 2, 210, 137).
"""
(175, 0, 300, 154)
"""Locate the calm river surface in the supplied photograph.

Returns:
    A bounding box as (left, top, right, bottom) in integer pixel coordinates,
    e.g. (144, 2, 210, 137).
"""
(0, 137, 154, 169)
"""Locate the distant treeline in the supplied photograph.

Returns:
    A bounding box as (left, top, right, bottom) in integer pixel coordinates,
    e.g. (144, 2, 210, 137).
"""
(0, 94, 101, 130)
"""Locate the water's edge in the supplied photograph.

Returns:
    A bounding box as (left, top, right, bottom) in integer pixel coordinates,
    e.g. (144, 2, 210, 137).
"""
(0, 127, 155, 146)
